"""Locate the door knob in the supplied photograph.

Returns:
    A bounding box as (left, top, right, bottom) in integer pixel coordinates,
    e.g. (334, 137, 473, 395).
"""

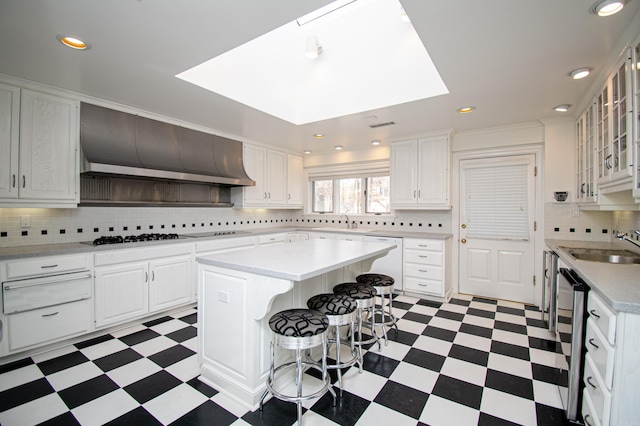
(461, 224, 467, 229)
(461, 238, 467, 244)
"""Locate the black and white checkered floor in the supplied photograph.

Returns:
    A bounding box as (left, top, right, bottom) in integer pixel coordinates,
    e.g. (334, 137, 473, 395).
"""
(0, 294, 568, 426)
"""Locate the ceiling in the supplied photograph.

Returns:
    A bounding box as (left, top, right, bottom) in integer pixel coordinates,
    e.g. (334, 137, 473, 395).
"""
(1, 0, 639, 154)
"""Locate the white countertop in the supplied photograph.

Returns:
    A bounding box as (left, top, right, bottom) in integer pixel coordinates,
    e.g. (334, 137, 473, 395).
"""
(546, 239, 640, 314)
(196, 238, 395, 281)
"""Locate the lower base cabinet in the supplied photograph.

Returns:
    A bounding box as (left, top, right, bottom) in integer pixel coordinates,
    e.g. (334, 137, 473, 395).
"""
(403, 237, 451, 299)
(94, 250, 193, 329)
(7, 299, 91, 352)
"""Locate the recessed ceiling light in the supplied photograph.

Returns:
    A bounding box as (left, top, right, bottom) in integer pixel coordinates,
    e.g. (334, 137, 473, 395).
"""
(335, 145, 343, 150)
(569, 68, 591, 79)
(554, 104, 572, 112)
(591, 0, 625, 16)
(304, 150, 312, 154)
(371, 140, 381, 146)
(313, 133, 324, 139)
(458, 106, 475, 113)
(56, 34, 90, 50)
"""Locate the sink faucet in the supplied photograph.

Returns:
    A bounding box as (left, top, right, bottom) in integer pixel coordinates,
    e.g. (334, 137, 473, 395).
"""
(341, 213, 351, 229)
(616, 230, 640, 249)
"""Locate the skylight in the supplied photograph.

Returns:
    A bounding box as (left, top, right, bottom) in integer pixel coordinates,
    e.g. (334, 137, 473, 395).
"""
(176, 0, 448, 125)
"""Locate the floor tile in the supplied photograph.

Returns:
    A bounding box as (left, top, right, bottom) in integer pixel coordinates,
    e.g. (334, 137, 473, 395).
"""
(58, 374, 120, 409)
(373, 380, 428, 419)
(124, 370, 183, 404)
(484, 369, 534, 400)
(165, 326, 198, 343)
(448, 344, 489, 367)
(419, 394, 480, 426)
(71, 388, 140, 426)
(79, 339, 130, 361)
(412, 335, 452, 357)
(453, 330, 492, 352)
(74, 334, 114, 349)
(459, 322, 493, 339)
(308, 389, 370, 426)
(400, 311, 431, 324)
(132, 335, 178, 357)
(0, 377, 55, 412)
(104, 406, 162, 425)
(0, 363, 43, 392)
(148, 344, 195, 368)
(354, 401, 418, 426)
(37, 351, 89, 375)
(164, 354, 201, 382)
(106, 357, 163, 388)
(362, 351, 400, 378)
(440, 357, 488, 387)
(403, 347, 446, 372)
(340, 368, 388, 401)
(435, 309, 465, 322)
(396, 318, 427, 335)
(486, 352, 532, 380)
(149, 318, 191, 335)
(94, 348, 144, 372)
(169, 400, 238, 426)
(480, 387, 537, 426)
(490, 340, 530, 361)
(143, 383, 209, 425)
(118, 328, 162, 346)
(532, 379, 563, 408)
(431, 374, 483, 410)
(428, 315, 462, 332)
(45, 360, 104, 391)
(388, 361, 439, 394)
(0, 393, 69, 426)
(491, 328, 531, 348)
(422, 325, 456, 342)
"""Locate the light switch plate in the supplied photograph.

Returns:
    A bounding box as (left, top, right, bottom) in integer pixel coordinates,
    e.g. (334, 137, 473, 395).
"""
(20, 215, 31, 228)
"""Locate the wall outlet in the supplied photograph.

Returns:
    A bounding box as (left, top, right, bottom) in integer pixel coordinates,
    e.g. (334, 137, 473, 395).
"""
(217, 291, 229, 303)
(20, 215, 31, 228)
(571, 206, 580, 217)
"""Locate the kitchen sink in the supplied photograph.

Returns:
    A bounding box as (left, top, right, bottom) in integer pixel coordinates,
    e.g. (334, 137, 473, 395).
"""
(559, 247, 640, 264)
(311, 227, 374, 234)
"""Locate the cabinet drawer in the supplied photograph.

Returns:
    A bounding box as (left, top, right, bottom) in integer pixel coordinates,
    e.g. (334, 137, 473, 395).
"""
(404, 276, 443, 295)
(583, 353, 611, 426)
(5, 254, 91, 280)
(258, 233, 287, 245)
(3, 271, 92, 314)
(582, 390, 603, 426)
(7, 299, 91, 351)
(587, 292, 616, 346)
(404, 249, 442, 266)
(405, 263, 442, 280)
(404, 239, 444, 251)
(95, 243, 193, 266)
(195, 236, 256, 253)
(585, 318, 615, 390)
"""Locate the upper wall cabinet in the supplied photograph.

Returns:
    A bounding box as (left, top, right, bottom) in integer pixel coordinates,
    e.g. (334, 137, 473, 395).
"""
(596, 49, 633, 194)
(286, 153, 303, 207)
(232, 144, 302, 209)
(576, 101, 598, 205)
(390, 135, 450, 210)
(0, 84, 79, 207)
(633, 39, 640, 202)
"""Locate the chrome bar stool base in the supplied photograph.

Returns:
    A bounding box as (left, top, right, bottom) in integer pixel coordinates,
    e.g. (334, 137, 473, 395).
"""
(259, 309, 336, 425)
(356, 273, 397, 346)
(333, 282, 381, 359)
(307, 293, 360, 396)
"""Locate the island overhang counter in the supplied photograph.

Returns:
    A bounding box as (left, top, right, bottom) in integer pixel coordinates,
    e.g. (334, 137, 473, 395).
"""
(195, 238, 395, 409)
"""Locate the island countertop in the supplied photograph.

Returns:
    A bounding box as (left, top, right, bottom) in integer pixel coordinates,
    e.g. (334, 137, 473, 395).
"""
(196, 238, 395, 281)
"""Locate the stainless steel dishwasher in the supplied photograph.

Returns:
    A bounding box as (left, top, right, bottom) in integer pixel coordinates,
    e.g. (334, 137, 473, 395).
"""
(362, 236, 403, 290)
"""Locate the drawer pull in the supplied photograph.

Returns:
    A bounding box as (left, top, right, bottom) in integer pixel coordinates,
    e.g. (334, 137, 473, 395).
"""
(588, 338, 599, 349)
(584, 414, 593, 426)
(418, 244, 428, 247)
(586, 376, 597, 389)
(589, 309, 600, 318)
(418, 269, 428, 273)
(40, 264, 59, 269)
(42, 311, 59, 317)
(418, 283, 427, 287)
(419, 255, 428, 258)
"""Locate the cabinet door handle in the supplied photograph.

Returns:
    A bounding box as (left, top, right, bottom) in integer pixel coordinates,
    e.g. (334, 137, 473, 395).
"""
(586, 376, 597, 389)
(42, 311, 59, 317)
(584, 414, 593, 426)
(413, 190, 416, 198)
(588, 338, 599, 349)
(288, 194, 291, 200)
(268, 192, 271, 199)
(152, 271, 155, 281)
(145, 272, 148, 283)
(12, 174, 16, 188)
(22, 175, 26, 188)
(264, 192, 267, 199)
(580, 183, 585, 194)
(589, 309, 600, 318)
(605, 155, 612, 170)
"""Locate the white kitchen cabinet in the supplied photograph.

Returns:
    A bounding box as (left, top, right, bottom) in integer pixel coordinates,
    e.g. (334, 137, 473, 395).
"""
(94, 244, 194, 328)
(287, 232, 309, 242)
(596, 50, 634, 194)
(0, 82, 20, 199)
(576, 101, 598, 204)
(403, 237, 451, 300)
(286, 154, 303, 207)
(0, 86, 79, 206)
(257, 233, 288, 246)
(633, 38, 640, 202)
(390, 135, 450, 209)
(582, 292, 640, 425)
(233, 144, 289, 208)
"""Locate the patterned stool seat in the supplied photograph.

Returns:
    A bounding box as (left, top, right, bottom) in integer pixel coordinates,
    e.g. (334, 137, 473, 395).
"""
(356, 273, 398, 345)
(332, 283, 381, 353)
(261, 308, 336, 424)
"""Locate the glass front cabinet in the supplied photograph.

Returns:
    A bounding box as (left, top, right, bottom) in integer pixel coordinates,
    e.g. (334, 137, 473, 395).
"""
(633, 39, 640, 202)
(576, 101, 597, 204)
(596, 49, 634, 193)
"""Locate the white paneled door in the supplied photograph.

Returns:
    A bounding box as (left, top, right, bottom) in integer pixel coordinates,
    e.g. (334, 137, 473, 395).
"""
(459, 155, 537, 304)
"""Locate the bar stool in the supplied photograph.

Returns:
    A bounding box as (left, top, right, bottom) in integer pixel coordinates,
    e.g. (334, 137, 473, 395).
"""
(332, 283, 381, 359)
(306, 293, 361, 395)
(259, 308, 336, 425)
(356, 273, 398, 345)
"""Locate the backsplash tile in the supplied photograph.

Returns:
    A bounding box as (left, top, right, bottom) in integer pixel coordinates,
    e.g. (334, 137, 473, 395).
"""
(0, 207, 453, 248)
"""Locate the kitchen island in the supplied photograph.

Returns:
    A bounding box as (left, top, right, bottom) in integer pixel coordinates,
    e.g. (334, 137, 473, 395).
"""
(195, 238, 395, 409)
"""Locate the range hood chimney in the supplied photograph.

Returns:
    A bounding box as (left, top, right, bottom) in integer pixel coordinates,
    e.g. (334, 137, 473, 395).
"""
(79, 103, 255, 206)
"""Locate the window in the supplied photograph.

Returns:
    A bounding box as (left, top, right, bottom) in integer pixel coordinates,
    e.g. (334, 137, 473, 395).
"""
(311, 176, 390, 214)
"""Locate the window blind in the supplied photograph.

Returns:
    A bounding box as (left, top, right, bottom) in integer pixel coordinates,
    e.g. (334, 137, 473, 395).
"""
(464, 164, 530, 241)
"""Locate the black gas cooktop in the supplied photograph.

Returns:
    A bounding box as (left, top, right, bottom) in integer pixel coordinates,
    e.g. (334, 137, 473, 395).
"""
(86, 233, 181, 246)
